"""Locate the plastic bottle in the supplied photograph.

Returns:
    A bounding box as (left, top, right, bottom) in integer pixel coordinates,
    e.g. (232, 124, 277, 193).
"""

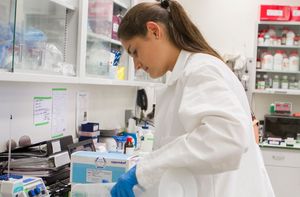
(264, 33, 271, 45)
(258, 34, 264, 45)
(281, 75, 289, 89)
(294, 36, 300, 46)
(286, 30, 295, 46)
(281, 27, 288, 45)
(272, 75, 280, 89)
(289, 51, 299, 72)
(282, 53, 289, 71)
(263, 74, 271, 88)
(269, 103, 275, 114)
(140, 125, 154, 152)
(267, 27, 276, 37)
(273, 50, 283, 71)
(261, 51, 273, 70)
(124, 137, 134, 155)
(256, 58, 261, 69)
(127, 118, 138, 148)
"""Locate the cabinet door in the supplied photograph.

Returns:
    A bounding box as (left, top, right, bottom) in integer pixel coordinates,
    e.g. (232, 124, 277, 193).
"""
(86, 0, 128, 79)
(13, 0, 77, 76)
(0, 0, 16, 72)
(265, 165, 300, 197)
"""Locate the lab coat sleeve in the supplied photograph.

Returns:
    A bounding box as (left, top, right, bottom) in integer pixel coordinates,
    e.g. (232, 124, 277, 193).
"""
(136, 63, 251, 189)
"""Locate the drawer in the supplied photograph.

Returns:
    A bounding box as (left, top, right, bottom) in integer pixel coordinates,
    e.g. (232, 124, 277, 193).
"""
(261, 148, 300, 168)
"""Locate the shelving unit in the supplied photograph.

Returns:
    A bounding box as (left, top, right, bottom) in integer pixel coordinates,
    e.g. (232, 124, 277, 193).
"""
(75, 0, 164, 86)
(253, 21, 300, 95)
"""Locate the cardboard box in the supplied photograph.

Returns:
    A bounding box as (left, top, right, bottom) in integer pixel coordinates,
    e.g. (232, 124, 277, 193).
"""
(260, 5, 291, 21)
(71, 151, 139, 184)
(291, 6, 300, 21)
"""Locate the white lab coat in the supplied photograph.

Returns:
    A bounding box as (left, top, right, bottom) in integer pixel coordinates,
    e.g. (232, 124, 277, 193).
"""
(136, 50, 274, 197)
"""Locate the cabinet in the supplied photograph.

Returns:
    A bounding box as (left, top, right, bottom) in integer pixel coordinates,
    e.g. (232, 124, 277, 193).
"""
(254, 21, 300, 95)
(0, 0, 164, 87)
(260, 147, 300, 197)
(2, 0, 77, 76)
(77, 0, 165, 86)
(0, 0, 16, 72)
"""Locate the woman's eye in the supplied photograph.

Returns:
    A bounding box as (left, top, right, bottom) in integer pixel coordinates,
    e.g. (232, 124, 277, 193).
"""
(133, 50, 138, 57)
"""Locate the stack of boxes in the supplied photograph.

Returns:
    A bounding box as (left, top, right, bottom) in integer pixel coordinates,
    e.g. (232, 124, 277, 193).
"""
(79, 122, 100, 144)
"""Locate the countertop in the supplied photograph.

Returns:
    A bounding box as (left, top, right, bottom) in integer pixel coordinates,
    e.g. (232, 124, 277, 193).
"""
(259, 141, 300, 150)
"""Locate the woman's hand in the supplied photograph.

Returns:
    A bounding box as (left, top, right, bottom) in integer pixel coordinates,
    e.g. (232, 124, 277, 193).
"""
(110, 165, 138, 197)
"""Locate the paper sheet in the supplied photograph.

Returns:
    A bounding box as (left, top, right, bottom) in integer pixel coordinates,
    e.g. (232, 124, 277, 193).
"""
(33, 97, 52, 126)
(76, 92, 89, 132)
(51, 88, 67, 138)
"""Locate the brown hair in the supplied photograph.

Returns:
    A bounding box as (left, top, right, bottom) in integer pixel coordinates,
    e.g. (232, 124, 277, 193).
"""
(118, 0, 223, 61)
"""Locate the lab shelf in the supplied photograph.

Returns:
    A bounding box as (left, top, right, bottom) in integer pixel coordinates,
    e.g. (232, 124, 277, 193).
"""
(0, 72, 164, 87)
(258, 21, 300, 26)
(253, 89, 300, 95)
(256, 69, 300, 74)
(79, 77, 165, 87)
(257, 45, 300, 49)
(0, 72, 79, 84)
(87, 32, 122, 46)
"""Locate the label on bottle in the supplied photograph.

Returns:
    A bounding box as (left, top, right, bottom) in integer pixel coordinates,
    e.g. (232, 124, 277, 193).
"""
(125, 147, 134, 155)
(281, 82, 288, 89)
(273, 81, 279, 89)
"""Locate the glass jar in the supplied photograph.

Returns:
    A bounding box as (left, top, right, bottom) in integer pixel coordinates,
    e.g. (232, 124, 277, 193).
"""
(272, 75, 280, 89)
(263, 74, 272, 88)
(281, 75, 289, 89)
(256, 74, 265, 89)
(289, 76, 298, 90)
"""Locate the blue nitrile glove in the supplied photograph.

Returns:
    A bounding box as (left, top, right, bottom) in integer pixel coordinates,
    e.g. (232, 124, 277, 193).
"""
(111, 165, 138, 197)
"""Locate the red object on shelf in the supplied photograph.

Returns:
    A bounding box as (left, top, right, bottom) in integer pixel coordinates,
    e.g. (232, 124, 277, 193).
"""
(290, 6, 300, 21)
(293, 112, 300, 117)
(260, 5, 291, 21)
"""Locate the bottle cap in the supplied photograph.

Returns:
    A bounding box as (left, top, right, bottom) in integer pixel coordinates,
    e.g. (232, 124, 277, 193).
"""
(126, 137, 133, 143)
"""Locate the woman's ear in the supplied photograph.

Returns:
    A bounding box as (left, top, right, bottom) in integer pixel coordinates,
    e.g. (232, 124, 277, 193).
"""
(146, 21, 161, 39)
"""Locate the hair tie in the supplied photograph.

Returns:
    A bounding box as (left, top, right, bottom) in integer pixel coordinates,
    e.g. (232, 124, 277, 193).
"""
(160, 0, 170, 10)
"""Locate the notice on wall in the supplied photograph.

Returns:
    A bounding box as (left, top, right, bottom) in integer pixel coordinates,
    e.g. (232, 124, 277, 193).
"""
(76, 92, 89, 132)
(33, 96, 52, 126)
(51, 88, 67, 139)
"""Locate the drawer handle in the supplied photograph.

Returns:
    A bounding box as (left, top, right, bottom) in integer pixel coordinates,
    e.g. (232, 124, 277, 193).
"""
(272, 155, 285, 161)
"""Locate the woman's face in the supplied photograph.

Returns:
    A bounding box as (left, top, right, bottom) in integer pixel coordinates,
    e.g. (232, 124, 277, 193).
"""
(120, 22, 180, 78)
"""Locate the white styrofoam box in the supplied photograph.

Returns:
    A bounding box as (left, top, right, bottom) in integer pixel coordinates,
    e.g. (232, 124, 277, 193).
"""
(70, 151, 139, 184)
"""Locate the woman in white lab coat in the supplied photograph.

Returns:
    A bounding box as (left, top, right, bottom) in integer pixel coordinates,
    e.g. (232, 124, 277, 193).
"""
(111, 0, 275, 197)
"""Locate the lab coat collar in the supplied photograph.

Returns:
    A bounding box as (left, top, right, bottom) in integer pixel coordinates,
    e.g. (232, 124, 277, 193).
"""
(166, 50, 191, 86)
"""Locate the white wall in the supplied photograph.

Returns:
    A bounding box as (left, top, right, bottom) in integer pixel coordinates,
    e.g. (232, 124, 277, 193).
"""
(178, 0, 300, 120)
(0, 82, 137, 152)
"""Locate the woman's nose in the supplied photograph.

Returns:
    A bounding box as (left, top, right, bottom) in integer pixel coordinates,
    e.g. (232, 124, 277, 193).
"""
(134, 58, 142, 70)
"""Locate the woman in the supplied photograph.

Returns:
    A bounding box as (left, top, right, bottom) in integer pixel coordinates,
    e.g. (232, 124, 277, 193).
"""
(111, 0, 274, 196)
